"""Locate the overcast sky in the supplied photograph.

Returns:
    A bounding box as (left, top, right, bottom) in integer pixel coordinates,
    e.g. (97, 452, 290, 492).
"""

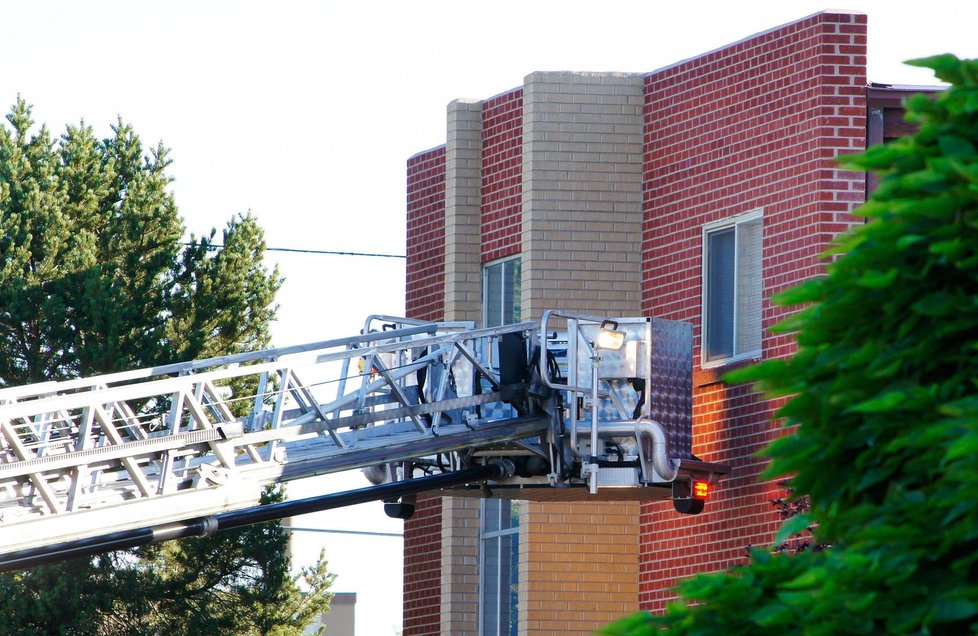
(3, 2, 976, 633)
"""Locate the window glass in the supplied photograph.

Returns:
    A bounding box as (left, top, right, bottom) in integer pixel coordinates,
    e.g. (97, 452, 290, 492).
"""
(705, 228, 735, 361)
(486, 264, 504, 328)
(480, 499, 519, 636)
(704, 213, 763, 365)
(483, 258, 521, 328)
(482, 535, 501, 635)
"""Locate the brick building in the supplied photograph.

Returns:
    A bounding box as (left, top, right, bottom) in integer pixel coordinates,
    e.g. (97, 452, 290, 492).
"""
(403, 11, 927, 635)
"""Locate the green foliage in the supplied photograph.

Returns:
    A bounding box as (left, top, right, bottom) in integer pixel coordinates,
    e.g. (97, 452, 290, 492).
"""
(0, 98, 281, 383)
(126, 489, 336, 636)
(0, 503, 336, 636)
(0, 100, 334, 634)
(603, 55, 978, 635)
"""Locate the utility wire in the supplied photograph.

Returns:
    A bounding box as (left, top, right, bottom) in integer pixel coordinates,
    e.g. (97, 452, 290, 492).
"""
(283, 527, 403, 538)
(181, 242, 406, 259)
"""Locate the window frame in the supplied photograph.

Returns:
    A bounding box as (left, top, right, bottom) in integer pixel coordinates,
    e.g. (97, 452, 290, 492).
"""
(481, 255, 522, 328)
(478, 498, 520, 636)
(701, 209, 764, 369)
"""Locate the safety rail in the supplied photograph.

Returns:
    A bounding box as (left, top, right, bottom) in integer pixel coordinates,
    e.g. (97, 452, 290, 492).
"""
(536, 310, 705, 492)
(0, 310, 729, 559)
(0, 320, 542, 552)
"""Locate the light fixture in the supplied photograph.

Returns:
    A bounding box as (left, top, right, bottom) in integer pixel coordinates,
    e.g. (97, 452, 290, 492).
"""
(595, 320, 626, 350)
(692, 480, 710, 500)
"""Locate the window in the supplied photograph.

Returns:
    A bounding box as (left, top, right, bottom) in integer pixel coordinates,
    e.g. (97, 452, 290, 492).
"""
(480, 258, 521, 635)
(702, 210, 763, 366)
(480, 499, 519, 636)
(483, 257, 521, 328)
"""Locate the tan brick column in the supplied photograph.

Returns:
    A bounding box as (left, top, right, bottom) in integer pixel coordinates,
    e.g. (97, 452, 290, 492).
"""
(445, 99, 484, 324)
(519, 500, 640, 635)
(440, 496, 481, 635)
(521, 71, 645, 321)
(440, 99, 484, 636)
(518, 72, 645, 635)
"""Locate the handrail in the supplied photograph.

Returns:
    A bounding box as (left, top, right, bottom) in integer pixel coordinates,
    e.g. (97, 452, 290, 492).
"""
(0, 324, 442, 402)
(538, 309, 611, 394)
(361, 314, 475, 335)
(0, 322, 539, 419)
(539, 310, 621, 461)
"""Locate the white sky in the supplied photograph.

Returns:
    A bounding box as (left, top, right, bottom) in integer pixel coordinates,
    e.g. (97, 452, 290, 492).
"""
(3, 2, 976, 634)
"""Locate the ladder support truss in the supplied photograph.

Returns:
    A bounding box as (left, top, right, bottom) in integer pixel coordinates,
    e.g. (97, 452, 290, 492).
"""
(0, 312, 730, 558)
(0, 319, 542, 553)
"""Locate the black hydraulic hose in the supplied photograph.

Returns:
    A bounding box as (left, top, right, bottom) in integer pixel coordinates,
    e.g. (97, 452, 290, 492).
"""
(0, 462, 512, 572)
(217, 461, 508, 530)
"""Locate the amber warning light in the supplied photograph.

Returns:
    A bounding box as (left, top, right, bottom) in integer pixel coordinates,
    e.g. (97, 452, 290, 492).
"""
(692, 480, 710, 499)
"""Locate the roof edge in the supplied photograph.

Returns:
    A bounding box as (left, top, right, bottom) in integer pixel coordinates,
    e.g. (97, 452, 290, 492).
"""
(645, 10, 866, 78)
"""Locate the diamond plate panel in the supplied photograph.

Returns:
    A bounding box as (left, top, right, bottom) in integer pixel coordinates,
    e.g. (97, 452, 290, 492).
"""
(648, 318, 693, 459)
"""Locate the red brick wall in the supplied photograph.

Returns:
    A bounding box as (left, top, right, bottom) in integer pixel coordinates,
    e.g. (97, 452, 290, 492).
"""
(481, 88, 523, 262)
(404, 147, 447, 633)
(402, 494, 443, 635)
(639, 12, 868, 611)
(406, 146, 447, 321)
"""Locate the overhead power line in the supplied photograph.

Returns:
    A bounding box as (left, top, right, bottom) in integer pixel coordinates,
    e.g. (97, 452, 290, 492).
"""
(283, 527, 403, 538)
(264, 246, 406, 259)
(181, 243, 406, 259)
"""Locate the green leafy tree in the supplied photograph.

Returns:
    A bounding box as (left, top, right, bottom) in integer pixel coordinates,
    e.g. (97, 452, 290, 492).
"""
(0, 501, 336, 636)
(0, 99, 333, 634)
(603, 54, 978, 635)
(0, 98, 278, 384)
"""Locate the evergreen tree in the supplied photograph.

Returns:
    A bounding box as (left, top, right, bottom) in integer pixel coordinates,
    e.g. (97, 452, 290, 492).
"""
(0, 99, 333, 634)
(604, 55, 978, 635)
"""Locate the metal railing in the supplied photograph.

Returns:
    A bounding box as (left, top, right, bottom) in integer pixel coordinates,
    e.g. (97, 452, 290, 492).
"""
(0, 319, 543, 552)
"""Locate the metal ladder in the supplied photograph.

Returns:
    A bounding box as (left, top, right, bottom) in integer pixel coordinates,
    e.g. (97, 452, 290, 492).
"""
(0, 311, 727, 563)
(0, 316, 547, 551)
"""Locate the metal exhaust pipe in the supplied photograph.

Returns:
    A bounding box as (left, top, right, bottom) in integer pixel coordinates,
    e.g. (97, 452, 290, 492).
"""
(635, 419, 680, 482)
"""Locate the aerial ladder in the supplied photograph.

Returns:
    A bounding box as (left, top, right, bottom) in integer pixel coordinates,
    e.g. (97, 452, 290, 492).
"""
(0, 311, 728, 570)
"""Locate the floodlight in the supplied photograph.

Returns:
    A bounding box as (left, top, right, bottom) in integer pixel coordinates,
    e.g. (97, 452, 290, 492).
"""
(595, 320, 626, 350)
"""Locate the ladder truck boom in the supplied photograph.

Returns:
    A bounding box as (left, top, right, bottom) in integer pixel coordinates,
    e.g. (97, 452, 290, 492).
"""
(0, 311, 728, 567)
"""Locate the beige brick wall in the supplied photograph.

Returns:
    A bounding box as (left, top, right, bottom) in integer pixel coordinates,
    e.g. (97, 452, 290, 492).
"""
(520, 500, 640, 635)
(442, 100, 488, 632)
(518, 77, 644, 633)
(437, 74, 645, 636)
(445, 99, 484, 324)
(440, 496, 481, 635)
(521, 72, 645, 322)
